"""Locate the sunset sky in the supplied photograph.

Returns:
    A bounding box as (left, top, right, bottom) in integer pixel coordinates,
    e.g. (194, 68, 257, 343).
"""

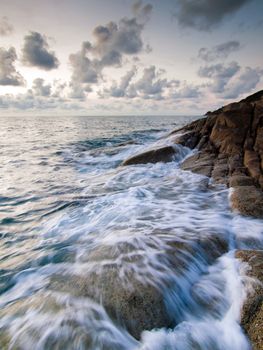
(0, 0, 263, 115)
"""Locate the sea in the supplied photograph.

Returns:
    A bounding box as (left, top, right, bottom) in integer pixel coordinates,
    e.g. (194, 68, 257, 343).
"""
(0, 115, 262, 349)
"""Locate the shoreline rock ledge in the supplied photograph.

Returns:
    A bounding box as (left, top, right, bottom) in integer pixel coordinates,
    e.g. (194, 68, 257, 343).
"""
(173, 90, 263, 219)
(123, 90, 263, 219)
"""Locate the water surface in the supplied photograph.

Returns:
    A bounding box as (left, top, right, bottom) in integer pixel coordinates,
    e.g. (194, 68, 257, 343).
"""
(0, 115, 262, 349)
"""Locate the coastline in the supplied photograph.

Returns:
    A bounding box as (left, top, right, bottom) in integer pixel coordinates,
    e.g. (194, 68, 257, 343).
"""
(121, 90, 263, 349)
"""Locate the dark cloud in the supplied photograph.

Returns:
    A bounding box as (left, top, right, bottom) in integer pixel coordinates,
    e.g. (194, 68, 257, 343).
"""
(198, 61, 240, 93)
(198, 41, 241, 62)
(174, 0, 252, 30)
(0, 16, 13, 36)
(92, 17, 145, 64)
(0, 47, 25, 86)
(223, 67, 263, 99)
(69, 3, 152, 87)
(22, 31, 59, 70)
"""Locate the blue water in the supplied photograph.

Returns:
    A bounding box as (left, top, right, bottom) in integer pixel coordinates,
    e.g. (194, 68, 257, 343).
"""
(0, 115, 262, 349)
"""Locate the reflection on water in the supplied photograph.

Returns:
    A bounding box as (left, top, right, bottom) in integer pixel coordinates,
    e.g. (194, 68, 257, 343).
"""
(0, 115, 262, 349)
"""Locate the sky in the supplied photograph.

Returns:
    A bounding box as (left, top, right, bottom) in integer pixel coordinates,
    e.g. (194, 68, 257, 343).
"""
(0, 0, 262, 116)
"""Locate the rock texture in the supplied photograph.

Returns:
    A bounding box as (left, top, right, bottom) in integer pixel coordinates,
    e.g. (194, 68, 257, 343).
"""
(50, 235, 228, 339)
(122, 145, 176, 165)
(236, 250, 263, 350)
(173, 90, 263, 218)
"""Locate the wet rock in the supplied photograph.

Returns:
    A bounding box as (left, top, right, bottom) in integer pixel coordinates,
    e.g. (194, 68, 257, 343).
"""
(181, 152, 216, 177)
(236, 250, 263, 350)
(172, 90, 263, 218)
(50, 234, 228, 340)
(122, 146, 176, 165)
(230, 186, 263, 219)
(50, 265, 172, 340)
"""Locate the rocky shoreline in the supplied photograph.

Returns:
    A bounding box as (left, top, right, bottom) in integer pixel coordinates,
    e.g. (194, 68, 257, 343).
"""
(124, 90, 263, 219)
(122, 90, 263, 349)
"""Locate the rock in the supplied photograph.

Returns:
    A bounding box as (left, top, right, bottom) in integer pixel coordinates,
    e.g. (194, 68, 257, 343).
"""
(229, 175, 254, 187)
(122, 146, 176, 166)
(171, 90, 263, 217)
(230, 186, 263, 218)
(209, 103, 253, 156)
(244, 150, 261, 182)
(181, 152, 216, 177)
(236, 250, 263, 350)
(50, 241, 174, 339)
(51, 269, 171, 340)
(50, 234, 228, 340)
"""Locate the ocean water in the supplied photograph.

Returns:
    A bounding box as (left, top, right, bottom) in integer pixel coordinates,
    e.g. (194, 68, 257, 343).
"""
(0, 115, 262, 350)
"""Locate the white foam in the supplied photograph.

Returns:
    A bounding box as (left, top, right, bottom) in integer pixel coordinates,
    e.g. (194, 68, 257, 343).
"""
(1, 138, 262, 349)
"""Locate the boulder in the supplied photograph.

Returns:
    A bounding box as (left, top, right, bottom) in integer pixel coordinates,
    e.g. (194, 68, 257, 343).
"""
(50, 234, 228, 340)
(236, 250, 263, 350)
(230, 186, 263, 219)
(122, 146, 176, 166)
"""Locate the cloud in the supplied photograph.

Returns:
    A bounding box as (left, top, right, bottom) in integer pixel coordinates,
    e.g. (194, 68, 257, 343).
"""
(222, 67, 263, 99)
(170, 84, 201, 99)
(0, 16, 13, 36)
(22, 31, 59, 70)
(0, 86, 83, 112)
(91, 17, 145, 65)
(0, 47, 25, 86)
(130, 65, 168, 99)
(68, 82, 92, 100)
(198, 61, 240, 93)
(198, 41, 241, 62)
(32, 78, 51, 96)
(174, 0, 252, 31)
(100, 65, 193, 101)
(101, 65, 170, 100)
(69, 42, 100, 84)
(132, 1, 153, 19)
(69, 2, 152, 87)
(101, 66, 137, 98)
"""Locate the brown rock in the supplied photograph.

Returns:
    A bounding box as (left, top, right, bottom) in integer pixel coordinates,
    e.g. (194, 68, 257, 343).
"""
(244, 150, 261, 182)
(211, 160, 229, 185)
(122, 146, 176, 166)
(180, 152, 216, 177)
(209, 103, 253, 156)
(230, 186, 263, 218)
(229, 175, 254, 187)
(236, 250, 263, 350)
(50, 234, 228, 340)
(170, 90, 263, 217)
